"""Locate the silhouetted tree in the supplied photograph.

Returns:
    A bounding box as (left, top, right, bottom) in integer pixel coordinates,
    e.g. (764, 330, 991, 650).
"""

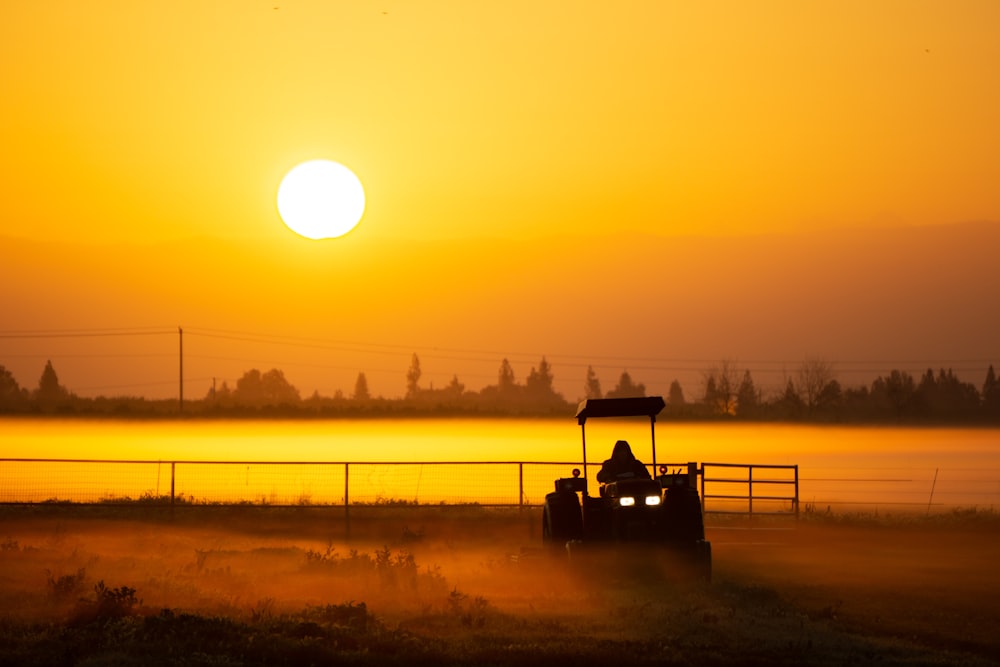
(702, 376, 718, 410)
(584, 366, 602, 400)
(522, 356, 566, 408)
(776, 379, 803, 419)
(525, 357, 555, 396)
(702, 360, 739, 415)
(606, 371, 645, 398)
(35, 360, 69, 407)
(233, 368, 300, 407)
(842, 384, 873, 419)
(497, 358, 516, 394)
(0, 365, 28, 411)
(444, 374, 465, 397)
(879, 370, 917, 420)
(910, 368, 978, 420)
(406, 354, 422, 398)
(983, 365, 1000, 419)
(667, 379, 685, 406)
(815, 379, 843, 417)
(797, 357, 835, 413)
(213, 381, 233, 405)
(353, 372, 370, 401)
(735, 370, 758, 417)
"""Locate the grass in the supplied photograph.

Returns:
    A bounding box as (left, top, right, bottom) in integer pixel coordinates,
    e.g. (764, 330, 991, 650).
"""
(1, 505, 999, 665)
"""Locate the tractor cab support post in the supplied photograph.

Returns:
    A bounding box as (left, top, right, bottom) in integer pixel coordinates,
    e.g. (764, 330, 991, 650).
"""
(576, 396, 666, 487)
(649, 413, 657, 473)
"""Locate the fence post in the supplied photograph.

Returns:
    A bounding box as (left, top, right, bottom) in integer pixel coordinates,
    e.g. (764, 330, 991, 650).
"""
(700, 463, 707, 515)
(748, 465, 754, 519)
(518, 463, 524, 513)
(170, 462, 176, 519)
(344, 463, 351, 540)
(794, 465, 800, 519)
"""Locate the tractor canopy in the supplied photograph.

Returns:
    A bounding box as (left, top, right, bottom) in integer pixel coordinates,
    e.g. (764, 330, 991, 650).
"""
(575, 396, 666, 425)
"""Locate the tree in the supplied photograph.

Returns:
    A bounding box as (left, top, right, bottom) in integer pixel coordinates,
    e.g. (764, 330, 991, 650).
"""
(908, 367, 979, 421)
(497, 358, 516, 394)
(702, 360, 739, 415)
(353, 372, 370, 401)
(262, 369, 300, 405)
(667, 379, 685, 406)
(983, 365, 1000, 418)
(777, 379, 803, 418)
(233, 368, 300, 407)
(0, 365, 28, 411)
(35, 360, 69, 406)
(525, 357, 555, 396)
(816, 379, 843, 415)
(406, 354, 422, 398)
(702, 376, 717, 411)
(606, 371, 645, 398)
(797, 357, 835, 413)
(583, 366, 602, 400)
(882, 369, 917, 420)
(735, 370, 758, 417)
(444, 374, 465, 397)
(210, 381, 233, 406)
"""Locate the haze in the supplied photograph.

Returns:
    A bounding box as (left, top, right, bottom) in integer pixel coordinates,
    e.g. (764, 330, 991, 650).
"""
(2, 2, 998, 400)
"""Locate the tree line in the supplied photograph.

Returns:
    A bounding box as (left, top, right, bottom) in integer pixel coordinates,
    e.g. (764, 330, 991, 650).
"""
(2, 355, 999, 423)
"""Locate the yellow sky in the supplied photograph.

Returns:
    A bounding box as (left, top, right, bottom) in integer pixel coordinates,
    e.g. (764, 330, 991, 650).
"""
(2, 1, 999, 399)
(5, 1, 1000, 244)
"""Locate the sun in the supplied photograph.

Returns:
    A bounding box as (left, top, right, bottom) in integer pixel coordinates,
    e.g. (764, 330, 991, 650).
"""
(277, 160, 366, 240)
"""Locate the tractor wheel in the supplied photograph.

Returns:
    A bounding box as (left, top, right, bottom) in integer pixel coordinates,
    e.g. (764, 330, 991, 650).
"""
(695, 540, 712, 583)
(542, 491, 583, 550)
(664, 486, 705, 542)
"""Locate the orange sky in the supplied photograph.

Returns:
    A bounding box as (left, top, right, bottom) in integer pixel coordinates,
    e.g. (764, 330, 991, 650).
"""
(2, 2, 999, 400)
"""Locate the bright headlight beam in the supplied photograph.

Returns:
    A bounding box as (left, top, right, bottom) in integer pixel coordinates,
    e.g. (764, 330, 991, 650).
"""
(619, 497, 635, 507)
(645, 495, 662, 506)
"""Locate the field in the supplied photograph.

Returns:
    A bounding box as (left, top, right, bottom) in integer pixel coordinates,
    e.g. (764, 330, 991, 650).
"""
(1, 505, 999, 666)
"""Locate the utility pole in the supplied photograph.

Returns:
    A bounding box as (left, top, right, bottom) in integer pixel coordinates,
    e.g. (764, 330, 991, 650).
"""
(178, 326, 184, 414)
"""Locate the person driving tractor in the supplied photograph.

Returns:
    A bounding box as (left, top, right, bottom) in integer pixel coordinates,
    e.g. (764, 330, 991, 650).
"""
(597, 440, 652, 483)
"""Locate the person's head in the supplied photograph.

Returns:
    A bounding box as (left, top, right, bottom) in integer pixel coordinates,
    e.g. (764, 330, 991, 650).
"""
(611, 440, 634, 460)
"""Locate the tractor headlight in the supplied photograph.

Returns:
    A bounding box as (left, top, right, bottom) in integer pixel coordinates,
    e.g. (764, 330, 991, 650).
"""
(618, 497, 635, 507)
(645, 495, 662, 506)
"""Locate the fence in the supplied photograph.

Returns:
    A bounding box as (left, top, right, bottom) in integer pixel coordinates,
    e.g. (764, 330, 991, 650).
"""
(0, 459, 554, 507)
(2, 458, 995, 516)
(700, 462, 799, 518)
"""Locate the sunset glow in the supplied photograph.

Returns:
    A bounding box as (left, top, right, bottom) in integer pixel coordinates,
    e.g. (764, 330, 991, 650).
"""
(277, 160, 365, 240)
(1, 2, 998, 401)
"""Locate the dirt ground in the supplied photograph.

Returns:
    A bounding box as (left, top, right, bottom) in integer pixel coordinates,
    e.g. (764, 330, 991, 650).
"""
(1, 506, 998, 665)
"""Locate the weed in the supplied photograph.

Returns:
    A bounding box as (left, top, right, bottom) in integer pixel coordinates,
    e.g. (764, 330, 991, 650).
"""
(302, 601, 370, 631)
(46, 567, 87, 598)
(68, 580, 143, 626)
(94, 581, 141, 613)
(445, 587, 492, 627)
(250, 597, 275, 622)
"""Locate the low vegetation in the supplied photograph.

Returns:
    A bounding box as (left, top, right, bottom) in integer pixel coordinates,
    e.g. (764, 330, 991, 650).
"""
(1, 505, 998, 665)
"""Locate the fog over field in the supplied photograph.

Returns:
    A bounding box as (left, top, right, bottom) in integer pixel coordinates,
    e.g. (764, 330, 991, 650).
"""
(1, 507, 998, 665)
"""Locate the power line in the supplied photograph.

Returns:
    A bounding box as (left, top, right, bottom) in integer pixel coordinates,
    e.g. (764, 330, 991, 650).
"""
(71, 376, 216, 393)
(0, 327, 175, 339)
(3, 325, 996, 396)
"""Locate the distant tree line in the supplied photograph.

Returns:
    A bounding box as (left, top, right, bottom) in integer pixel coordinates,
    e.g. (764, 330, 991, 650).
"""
(1, 355, 999, 423)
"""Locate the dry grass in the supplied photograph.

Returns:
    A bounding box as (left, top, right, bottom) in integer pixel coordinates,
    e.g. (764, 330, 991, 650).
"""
(1, 505, 998, 665)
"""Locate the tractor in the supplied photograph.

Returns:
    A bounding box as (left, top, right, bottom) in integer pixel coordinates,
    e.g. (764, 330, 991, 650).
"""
(542, 396, 711, 580)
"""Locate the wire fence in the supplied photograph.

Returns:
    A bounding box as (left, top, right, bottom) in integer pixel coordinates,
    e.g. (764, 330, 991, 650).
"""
(0, 459, 578, 508)
(1, 458, 997, 515)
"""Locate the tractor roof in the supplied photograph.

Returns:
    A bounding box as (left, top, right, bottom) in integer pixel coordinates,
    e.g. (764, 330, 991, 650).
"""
(575, 396, 666, 425)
